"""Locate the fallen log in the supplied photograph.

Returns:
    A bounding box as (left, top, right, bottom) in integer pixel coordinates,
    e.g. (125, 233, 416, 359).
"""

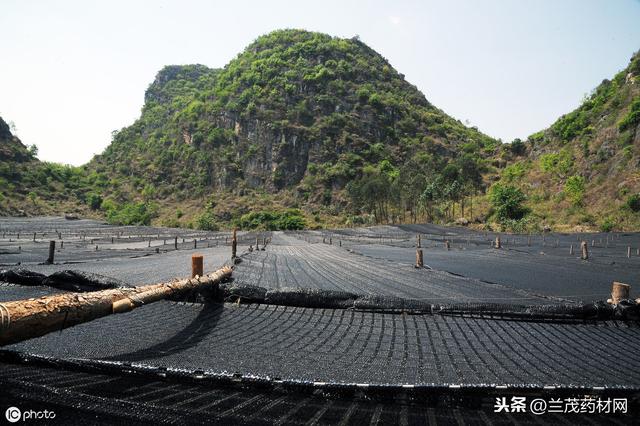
(0, 266, 232, 346)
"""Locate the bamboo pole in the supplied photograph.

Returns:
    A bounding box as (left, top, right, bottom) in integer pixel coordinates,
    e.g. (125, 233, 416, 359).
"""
(0, 266, 232, 347)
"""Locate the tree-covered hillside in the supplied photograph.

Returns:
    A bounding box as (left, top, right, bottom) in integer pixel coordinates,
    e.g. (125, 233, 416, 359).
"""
(0, 116, 91, 216)
(87, 29, 498, 228)
(491, 51, 640, 231)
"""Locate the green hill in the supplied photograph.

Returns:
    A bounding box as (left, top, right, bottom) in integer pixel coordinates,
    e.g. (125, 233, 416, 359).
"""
(492, 51, 640, 231)
(0, 116, 90, 216)
(87, 29, 497, 228)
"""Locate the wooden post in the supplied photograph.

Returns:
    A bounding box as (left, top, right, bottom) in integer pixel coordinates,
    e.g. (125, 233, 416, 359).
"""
(581, 241, 588, 260)
(445, 240, 450, 251)
(60, 241, 64, 249)
(191, 254, 203, 278)
(339, 240, 342, 247)
(33, 232, 36, 242)
(628, 247, 631, 259)
(569, 244, 574, 255)
(256, 236, 260, 250)
(0, 266, 232, 346)
(415, 249, 424, 268)
(232, 228, 237, 259)
(329, 237, 332, 245)
(609, 282, 630, 304)
(174, 236, 178, 250)
(148, 239, 151, 247)
(46, 241, 55, 264)
(495, 235, 501, 249)
(194, 239, 197, 249)
(527, 235, 531, 247)
(417, 234, 421, 248)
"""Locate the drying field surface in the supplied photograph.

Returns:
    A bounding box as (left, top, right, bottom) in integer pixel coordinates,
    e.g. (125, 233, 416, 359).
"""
(1, 217, 639, 424)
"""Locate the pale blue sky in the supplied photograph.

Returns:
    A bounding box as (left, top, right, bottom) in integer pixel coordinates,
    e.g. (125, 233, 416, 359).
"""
(1, 0, 639, 165)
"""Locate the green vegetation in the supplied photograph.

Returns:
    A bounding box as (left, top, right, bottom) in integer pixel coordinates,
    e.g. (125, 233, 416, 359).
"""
(488, 183, 529, 222)
(233, 209, 306, 230)
(625, 194, 640, 212)
(104, 201, 157, 226)
(618, 96, 640, 131)
(501, 162, 527, 182)
(564, 175, 586, 206)
(85, 29, 497, 226)
(3, 38, 640, 231)
(539, 149, 573, 177)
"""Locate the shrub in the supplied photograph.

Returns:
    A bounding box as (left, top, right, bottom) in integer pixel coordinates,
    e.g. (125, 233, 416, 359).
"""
(625, 194, 640, 212)
(501, 162, 527, 182)
(539, 149, 573, 176)
(564, 175, 586, 206)
(196, 211, 219, 231)
(86, 193, 103, 210)
(105, 202, 156, 226)
(600, 217, 616, 232)
(489, 183, 529, 222)
(618, 97, 640, 131)
(234, 209, 306, 230)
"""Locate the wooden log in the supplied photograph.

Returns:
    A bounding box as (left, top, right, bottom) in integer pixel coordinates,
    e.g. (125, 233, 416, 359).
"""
(415, 249, 424, 268)
(610, 282, 630, 304)
(495, 235, 501, 249)
(191, 254, 203, 278)
(0, 266, 232, 346)
(581, 241, 589, 260)
(232, 228, 237, 258)
(46, 241, 55, 264)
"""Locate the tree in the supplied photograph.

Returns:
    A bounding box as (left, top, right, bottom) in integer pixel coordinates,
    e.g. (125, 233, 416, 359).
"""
(509, 138, 526, 156)
(86, 193, 103, 210)
(27, 144, 38, 159)
(489, 183, 529, 222)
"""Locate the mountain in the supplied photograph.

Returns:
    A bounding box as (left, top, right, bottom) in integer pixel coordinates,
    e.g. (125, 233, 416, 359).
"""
(494, 51, 640, 231)
(0, 117, 32, 163)
(0, 116, 90, 216)
(87, 29, 497, 228)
